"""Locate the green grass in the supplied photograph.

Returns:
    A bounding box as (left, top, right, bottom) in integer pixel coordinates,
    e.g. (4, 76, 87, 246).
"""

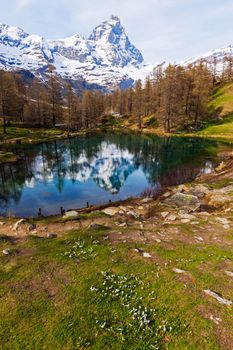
(0, 125, 65, 144)
(0, 125, 68, 164)
(185, 82, 233, 140)
(210, 82, 233, 115)
(197, 113, 233, 138)
(0, 225, 231, 349)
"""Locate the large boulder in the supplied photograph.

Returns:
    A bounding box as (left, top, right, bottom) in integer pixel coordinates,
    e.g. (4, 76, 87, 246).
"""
(189, 184, 209, 199)
(169, 192, 200, 211)
(206, 193, 232, 208)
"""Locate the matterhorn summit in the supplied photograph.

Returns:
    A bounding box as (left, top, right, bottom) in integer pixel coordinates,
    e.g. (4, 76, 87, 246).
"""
(88, 15, 144, 67)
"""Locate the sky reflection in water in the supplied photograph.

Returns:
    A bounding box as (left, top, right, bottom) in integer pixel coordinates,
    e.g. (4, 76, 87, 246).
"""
(0, 132, 229, 217)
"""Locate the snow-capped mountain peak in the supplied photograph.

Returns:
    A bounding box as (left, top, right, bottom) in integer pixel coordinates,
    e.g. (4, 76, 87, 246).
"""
(89, 15, 122, 42)
(0, 23, 28, 43)
(0, 16, 149, 91)
(89, 15, 143, 68)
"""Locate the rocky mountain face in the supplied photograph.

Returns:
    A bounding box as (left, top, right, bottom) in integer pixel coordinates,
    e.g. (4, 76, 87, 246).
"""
(0, 16, 151, 91)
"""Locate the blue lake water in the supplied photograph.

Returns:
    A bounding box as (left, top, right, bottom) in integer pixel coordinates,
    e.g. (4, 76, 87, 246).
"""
(0, 132, 231, 217)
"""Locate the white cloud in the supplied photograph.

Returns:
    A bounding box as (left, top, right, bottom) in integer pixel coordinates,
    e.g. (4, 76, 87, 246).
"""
(17, 0, 32, 9)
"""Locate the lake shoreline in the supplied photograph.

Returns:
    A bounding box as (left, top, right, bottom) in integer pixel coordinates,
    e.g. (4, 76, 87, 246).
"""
(0, 130, 231, 218)
(1, 150, 231, 221)
(1, 143, 233, 349)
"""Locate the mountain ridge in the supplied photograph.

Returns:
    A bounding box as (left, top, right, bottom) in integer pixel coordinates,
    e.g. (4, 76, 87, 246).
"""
(0, 16, 152, 91)
(0, 16, 232, 91)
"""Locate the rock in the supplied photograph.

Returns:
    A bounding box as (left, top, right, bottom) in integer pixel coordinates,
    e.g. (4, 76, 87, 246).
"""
(127, 211, 139, 219)
(181, 219, 190, 223)
(2, 249, 11, 256)
(13, 219, 25, 231)
(215, 217, 230, 225)
(176, 184, 189, 193)
(27, 223, 36, 232)
(195, 236, 204, 242)
(197, 211, 210, 217)
(161, 211, 169, 218)
(119, 206, 128, 212)
(132, 247, 144, 253)
(173, 268, 186, 274)
(224, 224, 230, 229)
(206, 193, 232, 208)
(178, 213, 196, 220)
(189, 184, 209, 199)
(141, 198, 153, 203)
(90, 223, 102, 230)
(137, 206, 144, 210)
(137, 248, 144, 253)
(204, 289, 232, 305)
(209, 315, 222, 325)
(142, 252, 152, 258)
(169, 193, 200, 211)
(102, 207, 119, 216)
(166, 214, 177, 222)
(225, 271, 233, 277)
(63, 210, 78, 218)
(155, 238, 161, 243)
(0, 222, 5, 226)
(47, 233, 57, 239)
(132, 248, 140, 253)
(162, 191, 172, 198)
(117, 222, 127, 228)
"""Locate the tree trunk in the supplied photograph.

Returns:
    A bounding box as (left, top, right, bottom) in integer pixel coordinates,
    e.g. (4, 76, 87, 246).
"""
(3, 116, 6, 134)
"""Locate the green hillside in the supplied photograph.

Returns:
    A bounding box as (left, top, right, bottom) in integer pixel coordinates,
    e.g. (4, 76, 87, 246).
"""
(197, 82, 233, 140)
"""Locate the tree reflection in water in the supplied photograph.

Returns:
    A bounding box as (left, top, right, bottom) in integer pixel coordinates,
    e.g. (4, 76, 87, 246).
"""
(0, 132, 226, 217)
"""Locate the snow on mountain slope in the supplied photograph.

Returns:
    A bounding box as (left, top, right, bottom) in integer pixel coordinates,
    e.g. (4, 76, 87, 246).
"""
(0, 16, 152, 91)
(183, 45, 233, 73)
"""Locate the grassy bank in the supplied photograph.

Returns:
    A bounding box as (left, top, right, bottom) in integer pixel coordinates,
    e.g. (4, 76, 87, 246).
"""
(0, 223, 232, 349)
(0, 125, 67, 144)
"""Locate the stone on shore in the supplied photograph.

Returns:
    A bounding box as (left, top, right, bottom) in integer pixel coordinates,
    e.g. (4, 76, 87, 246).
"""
(63, 210, 78, 218)
(102, 207, 120, 216)
(169, 193, 200, 211)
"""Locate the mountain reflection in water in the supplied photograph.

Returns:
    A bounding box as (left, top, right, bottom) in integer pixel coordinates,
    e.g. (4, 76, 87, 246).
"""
(0, 132, 228, 217)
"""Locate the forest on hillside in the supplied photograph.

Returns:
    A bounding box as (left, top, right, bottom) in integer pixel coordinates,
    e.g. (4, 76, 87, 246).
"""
(1, 54, 233, 134)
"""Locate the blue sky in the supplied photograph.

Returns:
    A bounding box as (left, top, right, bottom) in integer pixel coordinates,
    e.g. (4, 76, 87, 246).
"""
(0, 0, 233, 63)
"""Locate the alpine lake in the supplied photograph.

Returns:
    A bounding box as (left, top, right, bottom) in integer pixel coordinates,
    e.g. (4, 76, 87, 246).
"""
(0, 132, 232, 217)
